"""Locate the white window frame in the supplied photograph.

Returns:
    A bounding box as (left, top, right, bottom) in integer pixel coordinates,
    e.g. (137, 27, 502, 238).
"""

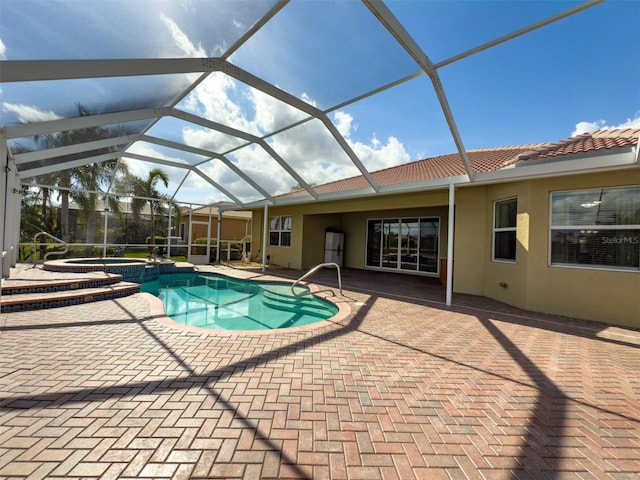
(549, 186, 640, 272)
(269, 215, 292, 247)
(493, 197, 517, 263)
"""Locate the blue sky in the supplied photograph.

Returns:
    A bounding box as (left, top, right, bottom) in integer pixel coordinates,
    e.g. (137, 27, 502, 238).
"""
(1, 0, 639, 204)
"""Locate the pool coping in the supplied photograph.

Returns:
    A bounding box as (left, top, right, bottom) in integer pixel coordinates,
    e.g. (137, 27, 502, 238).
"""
(44, 257, 150, 268)
(144, 271, 352, 336)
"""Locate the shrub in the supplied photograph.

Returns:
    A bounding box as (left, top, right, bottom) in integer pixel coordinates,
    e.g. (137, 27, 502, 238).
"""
(145, 236, 167, 244)
(194, 237, 217, 245)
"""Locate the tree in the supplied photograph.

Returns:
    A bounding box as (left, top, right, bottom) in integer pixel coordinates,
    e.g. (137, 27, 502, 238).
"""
(130, 168, 172, 252)
(31, 104, 131, 244)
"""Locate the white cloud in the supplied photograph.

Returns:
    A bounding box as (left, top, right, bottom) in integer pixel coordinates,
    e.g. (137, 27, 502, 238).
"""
(572, 113, 640, 136)
(351, 135, 410, 172)
(333, 111, 354, 138)
(180, 72, 412, 198)
(183, 73, 259, 135)
(2, 103, 62, 123)
(160, 13, 206, 57)
(199, 146, 293, 201)
(0, 37, 6, 59)
(159, 20, 412, 203)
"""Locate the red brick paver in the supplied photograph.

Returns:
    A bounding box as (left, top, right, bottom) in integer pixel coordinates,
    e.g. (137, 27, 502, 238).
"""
(1, 265, 639, 479)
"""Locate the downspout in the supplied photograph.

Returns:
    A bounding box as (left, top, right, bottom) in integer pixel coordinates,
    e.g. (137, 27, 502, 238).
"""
(262, 205, 268, 273)
(446, 182, 455, 306)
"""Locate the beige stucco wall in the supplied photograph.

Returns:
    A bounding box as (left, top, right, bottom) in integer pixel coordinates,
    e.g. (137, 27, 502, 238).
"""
(251, 169, 640, 328)
(251, 189, 451, 271)
(524, 171, 640, 329)
(302, 213, 343, 268)
(455, 169, 640, 329)
(338, 206, 450, 271)
(454, 183, 531, 308)
(250, 207, 304, 269)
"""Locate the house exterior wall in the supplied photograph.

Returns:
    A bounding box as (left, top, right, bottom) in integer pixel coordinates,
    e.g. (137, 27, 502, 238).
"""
(455, 169, 639, 329)
(524, 170, 639, 328)
(338, 206, 450, 271)
(302, 213, 343, 268)
(250, 169, 639, 328)
(251, 189, 450, 270)
(182, 215, 251, 242)
(454, 183, 531, 309)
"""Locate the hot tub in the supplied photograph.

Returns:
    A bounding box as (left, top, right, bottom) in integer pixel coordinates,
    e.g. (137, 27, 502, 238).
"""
(43, 257, 161, 283)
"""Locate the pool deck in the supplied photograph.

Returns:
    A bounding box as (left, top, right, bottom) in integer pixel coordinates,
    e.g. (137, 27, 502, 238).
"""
(1, 263, 639, 479)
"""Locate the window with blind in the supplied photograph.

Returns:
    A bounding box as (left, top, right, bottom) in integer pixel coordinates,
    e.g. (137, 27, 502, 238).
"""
(550, 186, 640, 270)
(493, 198, 517, 262)
(269, 216, 292, 247)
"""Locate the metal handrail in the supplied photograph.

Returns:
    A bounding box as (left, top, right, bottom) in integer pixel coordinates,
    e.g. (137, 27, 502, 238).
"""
(33, 232, 68, 267)
(291, 262, 343, 297)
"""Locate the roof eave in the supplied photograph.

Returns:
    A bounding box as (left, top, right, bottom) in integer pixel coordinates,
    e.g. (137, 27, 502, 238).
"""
(471, 149, 637, 185)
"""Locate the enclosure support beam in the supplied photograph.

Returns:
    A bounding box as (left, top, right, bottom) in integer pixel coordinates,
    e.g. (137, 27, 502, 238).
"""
(1, 133, 8, 281)
(167, 205, 173, 258)
(262, 205, 268, 273)
(446, 182, 455, 306)
(364, 0, 473, 181)
(102, 204, 109, 258)
(187, 206, 193, 260)
(207, 207, 213, 264)
(1, 140, 20, 281)
(216, 211, 222, 263)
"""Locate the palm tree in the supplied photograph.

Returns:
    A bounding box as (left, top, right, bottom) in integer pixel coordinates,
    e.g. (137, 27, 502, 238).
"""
(24, 105, 133, 245)
(130, 168, 172, 254)
(71, 159, 124, 243)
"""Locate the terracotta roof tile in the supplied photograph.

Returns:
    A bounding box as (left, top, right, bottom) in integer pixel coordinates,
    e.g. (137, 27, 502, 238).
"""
(516, 128, 639, 162)
(277, 129, 639, 200)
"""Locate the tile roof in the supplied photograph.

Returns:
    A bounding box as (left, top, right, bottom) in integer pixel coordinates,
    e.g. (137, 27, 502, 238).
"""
(515, 128, 640, 162)
(279, 129, 639, 200)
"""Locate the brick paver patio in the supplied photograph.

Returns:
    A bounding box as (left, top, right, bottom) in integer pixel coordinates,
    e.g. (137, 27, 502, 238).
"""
(1, 264, 638, 479)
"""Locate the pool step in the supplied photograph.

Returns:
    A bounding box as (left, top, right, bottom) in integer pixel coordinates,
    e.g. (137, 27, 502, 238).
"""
(261, 289, 337, 318)
(2, 272, 123, 296)
(1, 272, 140, 313)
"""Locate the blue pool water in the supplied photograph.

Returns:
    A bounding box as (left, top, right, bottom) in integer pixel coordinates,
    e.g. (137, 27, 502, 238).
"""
(142, 273, 339, 330)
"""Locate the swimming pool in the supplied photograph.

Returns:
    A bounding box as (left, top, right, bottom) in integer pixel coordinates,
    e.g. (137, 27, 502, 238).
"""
(142, 273, 339, 331)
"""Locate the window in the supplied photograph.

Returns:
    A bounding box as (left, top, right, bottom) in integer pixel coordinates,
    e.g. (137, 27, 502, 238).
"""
(269, 216, 291, 247)
(366, 217, 439, 273)
(550, 186, 640, 270)
(493, 198, 517, 262)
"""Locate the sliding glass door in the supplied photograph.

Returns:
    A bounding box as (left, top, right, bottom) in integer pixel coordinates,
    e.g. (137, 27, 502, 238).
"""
(366, 217, 440, 273)
(400, 218, 419, 270)
(419, 219, 439, 273)
(382, 219, 399, 268)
